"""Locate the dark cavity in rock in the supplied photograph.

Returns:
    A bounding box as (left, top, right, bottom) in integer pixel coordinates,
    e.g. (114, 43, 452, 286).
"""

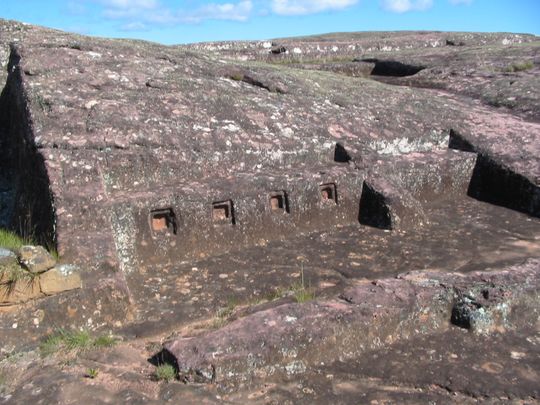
(451, 298, 483, 329)
(359, 58, 425, 77)
(334, 142, 352, 163)
(448, 129, 476, 153)
(358, 182, 392, 230)
(467, 155, 540, 218)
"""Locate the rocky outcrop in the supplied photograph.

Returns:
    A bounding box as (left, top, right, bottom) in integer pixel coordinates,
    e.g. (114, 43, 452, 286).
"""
(163, 259, 540, 383)
(0, 19, 538, 352)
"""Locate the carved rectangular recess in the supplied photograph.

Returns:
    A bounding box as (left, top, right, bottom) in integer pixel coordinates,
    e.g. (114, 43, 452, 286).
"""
(212, 200, 235, 225)
(320, 183, 338, 204)
(269, 191, 290, 214)
(150, 208, 177, 236)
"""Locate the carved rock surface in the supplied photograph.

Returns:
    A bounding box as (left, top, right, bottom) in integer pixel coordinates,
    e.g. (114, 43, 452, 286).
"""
(0, 19, 538, 368)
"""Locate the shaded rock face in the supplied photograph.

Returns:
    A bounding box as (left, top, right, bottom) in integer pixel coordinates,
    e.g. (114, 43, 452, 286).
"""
(0, 19, 538, 351)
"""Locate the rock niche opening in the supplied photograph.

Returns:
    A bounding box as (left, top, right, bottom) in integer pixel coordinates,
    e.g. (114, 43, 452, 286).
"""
(361, 58, 425, 77)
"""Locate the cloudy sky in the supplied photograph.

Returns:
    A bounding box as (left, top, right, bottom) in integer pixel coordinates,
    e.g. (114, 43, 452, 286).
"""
(2, 0, 539, 44)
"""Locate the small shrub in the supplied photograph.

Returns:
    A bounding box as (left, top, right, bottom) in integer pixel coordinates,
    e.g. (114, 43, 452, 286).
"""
(154, 364, 177, 382)
(85, 368, 99, 379)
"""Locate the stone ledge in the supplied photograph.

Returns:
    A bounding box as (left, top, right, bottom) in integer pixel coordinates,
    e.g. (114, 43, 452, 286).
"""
(163, 259, 540, 383)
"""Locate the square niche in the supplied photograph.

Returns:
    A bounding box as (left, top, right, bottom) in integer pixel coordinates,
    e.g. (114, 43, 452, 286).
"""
(319, 183, 338, 204)
(212, 200, 235, 225)
(150, 208, 177, 236)
(269, 191, 290, 214)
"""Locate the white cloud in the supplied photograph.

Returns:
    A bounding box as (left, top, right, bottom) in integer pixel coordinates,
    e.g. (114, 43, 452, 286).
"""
(93, 0, 253, 24)
(183, 1, 253, 23)
(381, 0, 433, 13)
(120, 21, 149, 31)
(271, 0, 358, 15)
(98, 0, 158, 9)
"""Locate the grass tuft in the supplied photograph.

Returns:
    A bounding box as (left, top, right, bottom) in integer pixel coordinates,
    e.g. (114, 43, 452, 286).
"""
(40, 329, 117, 356)
(85, 368, 99, 379)
(0, 228, 59, 259)
(0, 262, 35, 286)
(154, 364, 177, 382)
(0, 229, 33, 252)
(229, 73, 245, 81)
(293, 285, 316, 303)
(504, 60, 534, 72)
(93, 335, 118, 348)
(0, 373, 5, 392)
(292, 264, 316, 303)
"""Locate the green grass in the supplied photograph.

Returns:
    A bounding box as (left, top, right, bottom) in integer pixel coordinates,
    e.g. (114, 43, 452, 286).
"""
(504, 60, 534, 72)
(40, 329, 118, 357)
(291, 265, 316, 303)
(293, 285, 316, 303)
(0, 373, 5, 392)
(0, 229, 33, 252)
(85, 368, 99, 379)
(229, 73, 245, 81)
(154, 364, 177, 382)
(0, 228, 59, 259)
(93, 335, 118, 348)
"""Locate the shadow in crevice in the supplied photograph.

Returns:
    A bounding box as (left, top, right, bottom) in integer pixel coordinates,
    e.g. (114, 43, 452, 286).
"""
(448, 129, 476, 153)
(148, 348, 179, 370)
(359, 58, 425, 77)
(0, 46, 56, 247)
(467, 155, 540, 218)
(358, 182, 392, 230)
(334, 142, 352, 163)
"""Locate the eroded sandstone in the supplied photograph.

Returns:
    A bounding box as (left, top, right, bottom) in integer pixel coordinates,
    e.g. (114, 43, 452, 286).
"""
(0, 19, 538, 404)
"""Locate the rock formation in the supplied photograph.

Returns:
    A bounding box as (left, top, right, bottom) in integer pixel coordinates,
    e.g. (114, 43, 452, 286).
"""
(0, 19, 538, 403)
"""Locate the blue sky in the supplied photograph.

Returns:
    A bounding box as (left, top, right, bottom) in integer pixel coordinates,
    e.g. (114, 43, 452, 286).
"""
(2, 0, 539, 44)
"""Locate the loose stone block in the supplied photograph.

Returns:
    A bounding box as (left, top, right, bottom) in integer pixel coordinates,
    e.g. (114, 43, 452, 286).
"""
(39, 265, 82, 295)
(18, 245, 56, 274)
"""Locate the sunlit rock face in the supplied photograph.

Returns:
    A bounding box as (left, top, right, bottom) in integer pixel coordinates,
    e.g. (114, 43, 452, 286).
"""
(0, 19, 538, 357)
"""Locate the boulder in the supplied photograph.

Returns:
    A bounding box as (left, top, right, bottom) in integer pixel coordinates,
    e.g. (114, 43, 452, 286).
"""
(39, 265, 82, 295)
(18, 245, 56, 274)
